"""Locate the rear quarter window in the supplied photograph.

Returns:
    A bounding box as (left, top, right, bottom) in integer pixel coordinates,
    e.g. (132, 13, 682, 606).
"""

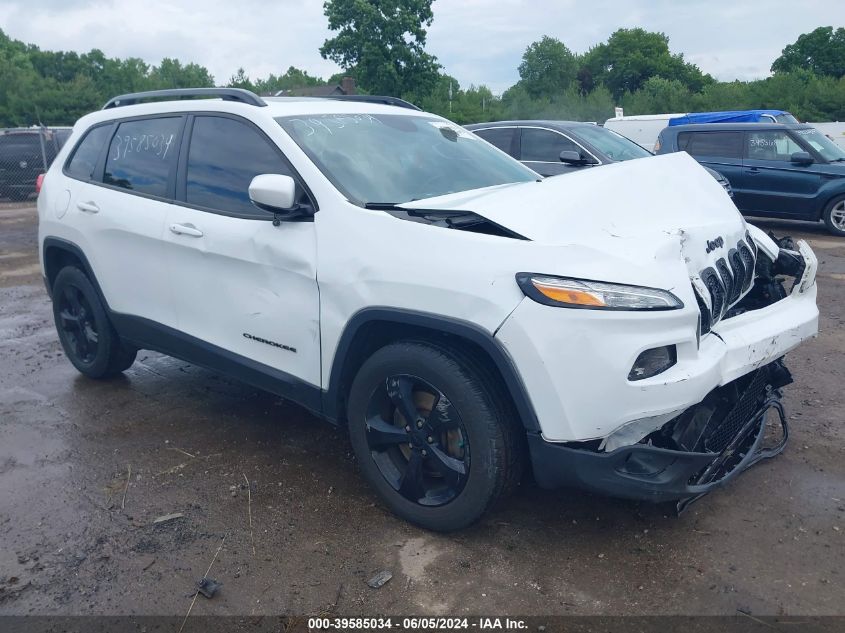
(65, 125, 113, 181)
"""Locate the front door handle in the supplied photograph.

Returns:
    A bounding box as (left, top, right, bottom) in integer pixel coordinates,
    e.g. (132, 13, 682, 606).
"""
(77, 201, 99, 213)
(746, 168, 761, 174)
(169, 223, 204, 238)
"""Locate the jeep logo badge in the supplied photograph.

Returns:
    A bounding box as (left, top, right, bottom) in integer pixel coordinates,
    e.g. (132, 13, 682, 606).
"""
(705, 236, 724, 254)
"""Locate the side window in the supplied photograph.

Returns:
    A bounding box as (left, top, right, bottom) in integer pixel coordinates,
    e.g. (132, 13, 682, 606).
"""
(520, 128, 580, 162)
(66, 125, 112, 181)
(474, 128, 515, 155)
(680, 132, 743, 159)
(746, 131, 804, 161)
(186, 116, 292, 215)
(104, 117, 182, 197)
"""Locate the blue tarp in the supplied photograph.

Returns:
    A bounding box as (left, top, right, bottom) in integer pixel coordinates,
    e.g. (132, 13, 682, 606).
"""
(668, 110, 790, 126)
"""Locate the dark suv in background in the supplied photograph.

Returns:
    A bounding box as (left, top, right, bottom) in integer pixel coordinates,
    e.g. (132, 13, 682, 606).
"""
(0, 127, 70, 201)
(656, 122, 845, 236)
(467, 120, 733, 195)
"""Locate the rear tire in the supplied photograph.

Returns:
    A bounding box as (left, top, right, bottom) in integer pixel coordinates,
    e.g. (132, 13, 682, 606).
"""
(52, 267, 137, 378)
(822, 196, 845, 236)
(347, 341, 522, 531)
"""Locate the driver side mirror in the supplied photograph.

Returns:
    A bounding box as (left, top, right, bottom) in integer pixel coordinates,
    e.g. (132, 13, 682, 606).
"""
(559, 150, 595, 166)
(249, 174, 313, 222)
(790, 151, 814, 166)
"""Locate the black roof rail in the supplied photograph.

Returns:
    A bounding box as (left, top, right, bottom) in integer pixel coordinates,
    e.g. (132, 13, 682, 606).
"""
(102, 88, 266, 110)
(319, 94, 422, 111)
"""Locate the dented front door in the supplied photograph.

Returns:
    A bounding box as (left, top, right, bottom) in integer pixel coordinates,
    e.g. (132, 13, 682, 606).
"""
(163, 208, 320, 388)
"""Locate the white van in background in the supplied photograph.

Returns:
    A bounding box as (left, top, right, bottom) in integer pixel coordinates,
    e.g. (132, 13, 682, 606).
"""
(808, 122, 845, 149)
(603, 113, 682, 150)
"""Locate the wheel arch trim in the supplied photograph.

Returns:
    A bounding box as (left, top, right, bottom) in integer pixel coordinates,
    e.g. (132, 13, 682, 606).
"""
(42, 237, 108, 304)
(323, 307, 541, 431)
(820, 189, 845, 222)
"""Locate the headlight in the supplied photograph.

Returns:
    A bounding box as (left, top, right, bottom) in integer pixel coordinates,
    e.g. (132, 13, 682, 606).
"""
(516, 273, 683, 310)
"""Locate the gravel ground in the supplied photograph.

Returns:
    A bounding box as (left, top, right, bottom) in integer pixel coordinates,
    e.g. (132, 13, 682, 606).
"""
(0, 203, 843, 617)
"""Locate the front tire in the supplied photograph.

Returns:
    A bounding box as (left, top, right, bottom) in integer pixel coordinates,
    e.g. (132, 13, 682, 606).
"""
(52, 267, 137, 378)
(823, 196, 845, 236)
(347, 341, 521, 531)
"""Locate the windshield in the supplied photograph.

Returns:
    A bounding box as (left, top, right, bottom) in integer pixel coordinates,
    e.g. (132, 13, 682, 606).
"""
(575, 125, 652, 161)
(277, 114, 538, 205)
(775, 113, 798, 124)
(794, 127, 845, 162)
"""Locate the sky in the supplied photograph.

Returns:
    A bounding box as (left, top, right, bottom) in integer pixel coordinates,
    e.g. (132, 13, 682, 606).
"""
(2, 0, 844, 94)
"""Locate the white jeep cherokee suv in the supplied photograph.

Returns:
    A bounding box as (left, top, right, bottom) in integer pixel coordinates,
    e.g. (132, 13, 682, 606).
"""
(38, 88, 819, 531)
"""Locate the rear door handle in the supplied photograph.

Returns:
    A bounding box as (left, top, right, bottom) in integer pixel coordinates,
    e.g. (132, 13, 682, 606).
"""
(169, 223, 204, 238)
(746, 168, 761, 174)
(77, 201, 99, 213)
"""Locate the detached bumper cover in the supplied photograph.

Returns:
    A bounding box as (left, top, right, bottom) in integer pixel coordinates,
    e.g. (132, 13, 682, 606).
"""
(528, 433, 716, 502)
(528, 365, 790, 507)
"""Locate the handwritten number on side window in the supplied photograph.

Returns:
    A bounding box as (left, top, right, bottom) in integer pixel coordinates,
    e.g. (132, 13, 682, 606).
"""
(112, 133, 174, 161)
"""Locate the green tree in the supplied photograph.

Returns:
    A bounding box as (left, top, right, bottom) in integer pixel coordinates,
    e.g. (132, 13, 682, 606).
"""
(418, 74, 503, 123)
(500, 83, 614, 123)
(227, 67, 254, 91)
(517, 36, 578, 98)
(320, 0, 440, 97)
(772, 26, 845, 78)
(621, 76, 694, 114)
(148, 58, 214, 89)
(253, 66, 327, 94)
(582, 28, 711, 99)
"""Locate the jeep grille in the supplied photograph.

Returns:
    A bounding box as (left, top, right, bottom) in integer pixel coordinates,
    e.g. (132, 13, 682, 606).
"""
(696, 238, 756, 334)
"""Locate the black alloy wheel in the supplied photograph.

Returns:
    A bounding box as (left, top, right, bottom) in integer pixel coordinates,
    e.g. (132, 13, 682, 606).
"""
(57, 283, 99, 365)
(347, 341, 522, 531)
(51, 267, 137, 378)
(364, 373, 470, 507)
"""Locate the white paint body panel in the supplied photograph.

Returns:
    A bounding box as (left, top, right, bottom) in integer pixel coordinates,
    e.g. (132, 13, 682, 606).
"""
(162, 206, 321, 386)
(38, 98, 819, 446)
(497, 281, 817, 441)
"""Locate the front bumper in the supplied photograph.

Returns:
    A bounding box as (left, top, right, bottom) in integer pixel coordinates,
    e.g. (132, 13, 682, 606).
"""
(495, 242, 818, 442)
(528, 364, 790, 507)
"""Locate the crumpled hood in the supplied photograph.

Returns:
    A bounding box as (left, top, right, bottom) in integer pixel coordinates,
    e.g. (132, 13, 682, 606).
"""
(401, 152, 752, 289)
(401, 152, 741, 242)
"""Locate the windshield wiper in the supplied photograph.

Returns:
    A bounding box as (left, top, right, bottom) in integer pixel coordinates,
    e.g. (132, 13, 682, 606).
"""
(363, 202, 527, 239)
(364, 201, 477, 219)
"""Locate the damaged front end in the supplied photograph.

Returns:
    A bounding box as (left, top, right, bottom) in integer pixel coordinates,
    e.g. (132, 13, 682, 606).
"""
(527, 232, 815, 510)
(643, 359, 793, 512)
(723, 234, 811, 318)
(527, 359, 793, 510)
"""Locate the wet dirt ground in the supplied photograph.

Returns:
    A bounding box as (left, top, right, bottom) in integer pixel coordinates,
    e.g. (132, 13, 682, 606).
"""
(0, 202, 843, 617)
